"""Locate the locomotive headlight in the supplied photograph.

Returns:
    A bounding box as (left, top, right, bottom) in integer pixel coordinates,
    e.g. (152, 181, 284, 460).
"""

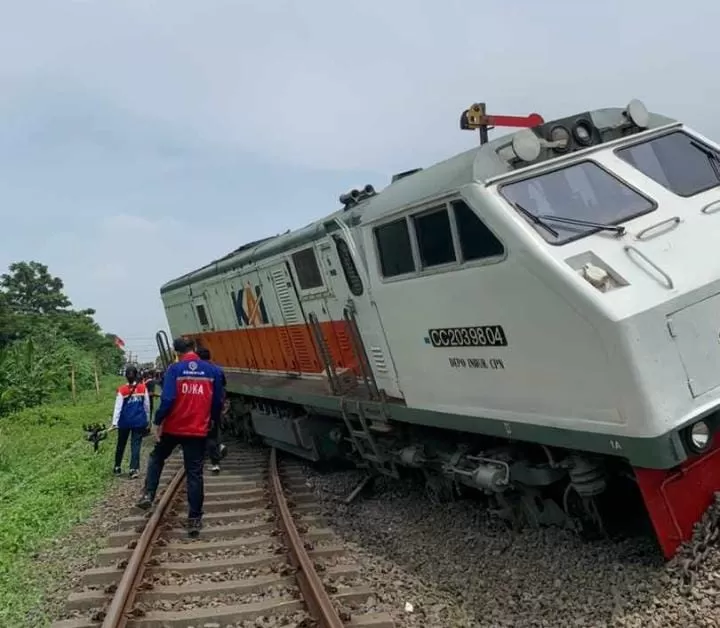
(549, 126, 571, 153)
(572, 120, 595, 146)
(688, 420, 712, 453)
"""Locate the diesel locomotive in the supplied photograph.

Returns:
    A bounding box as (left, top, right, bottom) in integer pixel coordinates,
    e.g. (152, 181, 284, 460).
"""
(157, 100, 720, 558)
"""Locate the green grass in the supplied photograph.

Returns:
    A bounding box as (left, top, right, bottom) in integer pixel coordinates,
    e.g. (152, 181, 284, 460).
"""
(0, 378, 122, 627)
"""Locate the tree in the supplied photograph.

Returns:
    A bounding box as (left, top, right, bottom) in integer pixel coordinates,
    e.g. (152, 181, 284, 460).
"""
(0, 261, 72, 316)
(54, 308, 103, 347)
(0, 292, 16, 348)
(0, 260, 126, 415)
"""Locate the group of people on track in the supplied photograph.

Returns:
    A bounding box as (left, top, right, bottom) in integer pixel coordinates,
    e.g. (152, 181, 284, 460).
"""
(109, 337, 227, 538)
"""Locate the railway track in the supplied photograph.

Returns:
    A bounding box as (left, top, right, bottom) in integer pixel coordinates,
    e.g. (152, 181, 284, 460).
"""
(52, 446, 394, 628)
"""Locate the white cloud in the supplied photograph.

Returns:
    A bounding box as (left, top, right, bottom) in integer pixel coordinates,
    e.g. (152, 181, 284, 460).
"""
(90, 263, 130, 283)
(44, 213, 245, 361)
(4, 1, 720, 172)
(2, 0, 720, 360)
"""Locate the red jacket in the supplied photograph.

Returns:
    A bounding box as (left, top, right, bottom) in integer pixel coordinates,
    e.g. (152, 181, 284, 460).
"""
(153, 352, 224, 437)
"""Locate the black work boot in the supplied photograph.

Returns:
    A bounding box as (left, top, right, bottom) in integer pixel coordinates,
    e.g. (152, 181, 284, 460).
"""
(187, 517, 202, 539)
(136, 493, 154, 510)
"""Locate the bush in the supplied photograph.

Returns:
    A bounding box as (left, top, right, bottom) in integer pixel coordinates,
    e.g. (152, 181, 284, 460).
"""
(0, 381, 125, 627)
(0, 328, 109, 416)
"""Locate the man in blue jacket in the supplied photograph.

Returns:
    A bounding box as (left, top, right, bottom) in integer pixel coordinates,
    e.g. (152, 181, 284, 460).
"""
(135, 337, 223, 538)
(110, 365, 150, 479)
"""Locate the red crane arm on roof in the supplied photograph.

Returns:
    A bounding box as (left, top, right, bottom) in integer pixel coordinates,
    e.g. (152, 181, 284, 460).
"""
(484, 113, 545, 128)
(460, 103, 545, 132)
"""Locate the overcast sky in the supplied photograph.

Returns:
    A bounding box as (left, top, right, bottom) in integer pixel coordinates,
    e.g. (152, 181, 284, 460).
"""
(1, 0, 718, 361)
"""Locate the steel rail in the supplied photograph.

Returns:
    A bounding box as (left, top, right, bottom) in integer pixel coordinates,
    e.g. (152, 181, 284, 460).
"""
(269, 448, 345, 628)
(101, 467, 186, 628)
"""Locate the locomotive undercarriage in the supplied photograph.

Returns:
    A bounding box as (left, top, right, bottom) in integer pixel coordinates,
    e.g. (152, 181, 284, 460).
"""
(224, 393, 646, 541)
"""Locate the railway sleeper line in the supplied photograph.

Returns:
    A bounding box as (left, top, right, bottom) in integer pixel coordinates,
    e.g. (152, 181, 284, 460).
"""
(52, 446, 394, 628)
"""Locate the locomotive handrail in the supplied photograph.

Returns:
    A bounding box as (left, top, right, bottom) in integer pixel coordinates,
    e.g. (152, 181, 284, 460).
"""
(623, 245, 675, 289)
(701, 200, 720, 215)
(155, 330, 173, 369)
(333, 216, 401, 387)
(332, 217, 373, 294)
(635, 216, 681, 241)
(343, 304, 380, 400)
(307, 311, 339, 394)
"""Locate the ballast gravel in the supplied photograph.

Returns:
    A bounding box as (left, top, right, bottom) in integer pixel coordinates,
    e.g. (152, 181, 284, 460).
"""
(36, 471, 149, 624)
(147, 565, 281, 587)
(302, 466, 720, 628)
(154, 543, 280, 563)
(145, 584, 299, 612)
(45, 444, 720, 628)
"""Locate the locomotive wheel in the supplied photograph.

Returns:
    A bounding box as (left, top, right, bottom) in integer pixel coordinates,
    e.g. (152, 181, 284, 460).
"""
(562, 484, 607, 541)
(423, 471, 456, 504)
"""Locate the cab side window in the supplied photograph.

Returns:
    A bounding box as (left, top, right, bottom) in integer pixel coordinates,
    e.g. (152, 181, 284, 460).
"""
(195, 304, 209, 326)
(375, 218, 415, 277)
(413, 207, 456, 268)
(292, 247, 324, 290)
(374, 200, 505, 279)
(452, 200, 505, 260)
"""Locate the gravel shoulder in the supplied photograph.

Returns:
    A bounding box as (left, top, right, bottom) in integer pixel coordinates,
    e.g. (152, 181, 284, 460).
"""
(303, 466, 720, 628)
(36, 450, 720, 628)
(35, 459, 150, 626)
(0, 383, 141, 628)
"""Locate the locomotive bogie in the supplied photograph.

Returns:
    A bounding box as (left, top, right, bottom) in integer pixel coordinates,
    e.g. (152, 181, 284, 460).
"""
(159, 100, 720, 557)
(225, 390, 616, 534)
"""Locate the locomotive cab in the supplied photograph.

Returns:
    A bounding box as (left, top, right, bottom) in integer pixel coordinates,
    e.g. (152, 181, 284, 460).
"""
(359, 101, 720, 557)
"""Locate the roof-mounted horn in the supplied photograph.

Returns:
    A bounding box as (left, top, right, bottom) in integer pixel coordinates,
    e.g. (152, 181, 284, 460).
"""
(339, 184, 377, 210)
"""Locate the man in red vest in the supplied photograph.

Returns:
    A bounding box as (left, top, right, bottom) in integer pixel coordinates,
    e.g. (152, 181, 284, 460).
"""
(135, 337, 223, 538)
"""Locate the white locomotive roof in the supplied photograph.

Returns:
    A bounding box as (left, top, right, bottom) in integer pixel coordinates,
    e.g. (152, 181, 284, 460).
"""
(161, 106, 677, 294)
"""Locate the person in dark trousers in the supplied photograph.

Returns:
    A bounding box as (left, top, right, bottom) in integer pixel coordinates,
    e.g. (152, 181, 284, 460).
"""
(136, 338, 223, 538)
(196, 347, 226, 474)
(144, 369, 163, 416)
(110, 365, 150, 479)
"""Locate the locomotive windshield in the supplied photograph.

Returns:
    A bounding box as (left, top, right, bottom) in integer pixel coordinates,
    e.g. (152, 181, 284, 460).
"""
(499, 161, 656, 245)
(616, 130, 720, 197)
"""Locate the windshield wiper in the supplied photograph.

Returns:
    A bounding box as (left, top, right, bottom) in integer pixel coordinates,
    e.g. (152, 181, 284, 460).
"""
(537, 214, 626, 235)
(511, 201, 625, 237)
(510, 201, 559, 237)
(691, 140, 720, 183)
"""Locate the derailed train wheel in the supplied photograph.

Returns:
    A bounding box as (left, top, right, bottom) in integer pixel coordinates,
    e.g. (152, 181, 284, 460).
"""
(562, 484, 607, 540)
(598, 471, 656, 541)
(562, 471, 653, 543)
